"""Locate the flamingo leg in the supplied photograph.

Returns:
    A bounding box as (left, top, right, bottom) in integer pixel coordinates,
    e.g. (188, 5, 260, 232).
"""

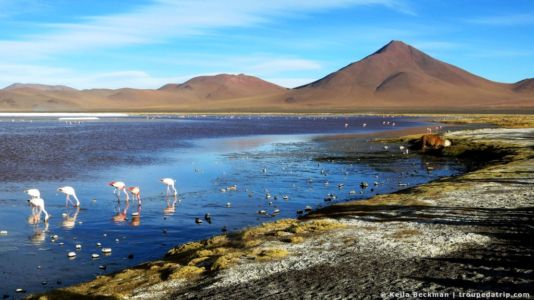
(123, 188, 130, 202)
(171, 184, 177, 196)
(66, 195, 74, 207)
(137, 195, 141, 206)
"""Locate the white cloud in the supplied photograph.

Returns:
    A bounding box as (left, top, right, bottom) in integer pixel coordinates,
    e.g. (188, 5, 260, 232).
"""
(0, 0, 412, 60)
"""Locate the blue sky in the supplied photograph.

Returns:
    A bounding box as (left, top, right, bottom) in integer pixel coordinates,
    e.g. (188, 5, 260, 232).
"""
(0, 0, 532, 89)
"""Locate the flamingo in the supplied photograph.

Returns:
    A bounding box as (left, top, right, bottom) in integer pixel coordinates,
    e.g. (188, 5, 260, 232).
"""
(25, 188, 41, 199)
(108, 181, 130, 202)
(57, 186, 80, 207)
(127, 186, 141, 205)
(160, 178, 177, 197)
(28, 197, 49, 223)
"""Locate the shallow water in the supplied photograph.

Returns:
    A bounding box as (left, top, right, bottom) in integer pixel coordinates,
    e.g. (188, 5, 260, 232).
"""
(0, 115, 466, 296)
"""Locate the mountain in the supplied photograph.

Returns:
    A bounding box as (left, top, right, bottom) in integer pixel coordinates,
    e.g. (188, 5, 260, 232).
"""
(285, 40, 532, 109)
(513, 78, 534, 93)
(0, 41, 532, 112)
(158, 74, 286, 100)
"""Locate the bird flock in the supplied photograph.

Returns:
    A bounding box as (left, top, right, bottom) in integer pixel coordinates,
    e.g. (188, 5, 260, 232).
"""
(25, 177, 178, 224)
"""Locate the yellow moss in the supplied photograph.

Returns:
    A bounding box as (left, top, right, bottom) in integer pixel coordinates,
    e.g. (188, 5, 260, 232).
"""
(354, 194, 431, 206)
(188, 256, 211, 266)
(195, 249, 214, 258)
(206, 235, 229, 247)
(254, 248, 289, 260)
(287, 236, 304, 244)
(242, 239, 263, 248)
(288, 219, 345, 234)
(169, 266, 205, 280)
(211, 252, 242, 271)
(241, 219, 297, 240)
(168, 241, 203, 256)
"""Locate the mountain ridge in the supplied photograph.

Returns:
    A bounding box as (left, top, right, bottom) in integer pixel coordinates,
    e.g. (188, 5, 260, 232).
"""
(0, 41, 532, 112)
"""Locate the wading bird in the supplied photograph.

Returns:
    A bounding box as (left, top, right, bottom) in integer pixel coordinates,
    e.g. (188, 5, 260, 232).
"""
(57, 186, 80, 207)
(128, 186, 141, 205)
(28, 197, 49, 223)
(108, 181, 129, 202)
(160, 178, 177, 197)
(25, 188, 41, 199)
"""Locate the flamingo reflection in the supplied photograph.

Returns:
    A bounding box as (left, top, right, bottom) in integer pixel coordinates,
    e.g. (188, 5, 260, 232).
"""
(163, 195, 178, 215)
(62, 207, 80, 229)
(131, 204, 141, 227)
(29, 222, 49, 245)
(113, 200, 130, 222)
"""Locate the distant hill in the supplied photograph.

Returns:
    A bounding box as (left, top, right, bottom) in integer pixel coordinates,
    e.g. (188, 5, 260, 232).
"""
(513, 78, 534, 93)
(0, 41, 532, 112)
(158, 74, 286, 100)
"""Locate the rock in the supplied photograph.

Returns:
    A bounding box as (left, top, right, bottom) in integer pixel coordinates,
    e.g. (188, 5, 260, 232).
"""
(67, 251, 76, 258)
(91, 253, 100, 259)
(101, 248, 112, 254)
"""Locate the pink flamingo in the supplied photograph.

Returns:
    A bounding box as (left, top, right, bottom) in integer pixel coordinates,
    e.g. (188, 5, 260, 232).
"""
(28, 197, 49, 223)
(57, 186, 80, 207)
(160, 178, 177, 197)
(108, 181, 130, 202)
(127, 186, 141, 205)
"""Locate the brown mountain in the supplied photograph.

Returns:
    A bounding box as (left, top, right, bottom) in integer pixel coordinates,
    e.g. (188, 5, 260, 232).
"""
(513, 78, 534, 93)
(158, 74, 286, 100)
(0, 41, 532, 112)
(284, 40, 532, 110)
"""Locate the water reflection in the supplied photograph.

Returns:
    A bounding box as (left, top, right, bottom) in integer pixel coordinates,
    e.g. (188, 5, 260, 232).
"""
(113, 199, 130, 223)
(131, 204, 141, 227)
(29, 222, 49, 245)
(163, 195, 178, 215)
(62, 207, 80, 230)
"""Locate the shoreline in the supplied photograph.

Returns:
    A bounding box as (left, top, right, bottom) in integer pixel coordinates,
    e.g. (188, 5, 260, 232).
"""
(32, 123, 534, 299)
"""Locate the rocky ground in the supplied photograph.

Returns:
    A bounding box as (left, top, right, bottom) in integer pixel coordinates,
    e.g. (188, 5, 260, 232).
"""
(35, 128, 534, 300)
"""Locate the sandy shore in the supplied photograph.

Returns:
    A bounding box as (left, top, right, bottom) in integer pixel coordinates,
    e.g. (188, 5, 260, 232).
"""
(33, 127, 534, 299)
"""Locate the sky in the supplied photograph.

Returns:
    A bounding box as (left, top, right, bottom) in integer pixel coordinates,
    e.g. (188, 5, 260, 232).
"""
(0, 0, 532, 89)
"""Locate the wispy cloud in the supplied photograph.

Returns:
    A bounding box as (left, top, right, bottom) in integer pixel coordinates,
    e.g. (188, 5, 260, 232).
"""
(467, 13, 534, 26)
(0, 0, 412, 60)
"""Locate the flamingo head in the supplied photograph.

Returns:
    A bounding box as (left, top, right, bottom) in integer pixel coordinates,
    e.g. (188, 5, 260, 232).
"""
(57, 187, 63, 192)
(108, 181, 116, 187)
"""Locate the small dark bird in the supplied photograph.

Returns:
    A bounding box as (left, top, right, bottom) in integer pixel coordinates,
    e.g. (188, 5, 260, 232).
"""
(205, 213, 212, 224)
